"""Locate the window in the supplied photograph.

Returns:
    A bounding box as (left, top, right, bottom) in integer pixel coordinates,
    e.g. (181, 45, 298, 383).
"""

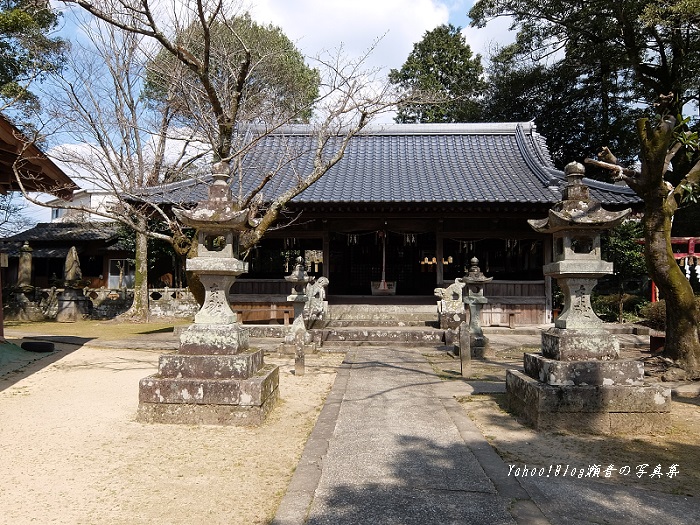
(108, 259, 135, 288)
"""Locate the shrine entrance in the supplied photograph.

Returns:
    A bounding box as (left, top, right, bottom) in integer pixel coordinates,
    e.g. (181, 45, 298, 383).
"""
(328, 231, 437, 296)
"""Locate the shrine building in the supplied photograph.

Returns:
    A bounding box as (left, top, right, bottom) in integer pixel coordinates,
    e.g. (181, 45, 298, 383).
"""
(151, 122, 640, 325)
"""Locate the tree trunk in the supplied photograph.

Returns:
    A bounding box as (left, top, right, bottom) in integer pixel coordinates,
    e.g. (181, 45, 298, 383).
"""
(119, 225, 150, 322)
(635, 116, 700, 377)
(185, 239, 205, 307)
(643, 201, 700, 376)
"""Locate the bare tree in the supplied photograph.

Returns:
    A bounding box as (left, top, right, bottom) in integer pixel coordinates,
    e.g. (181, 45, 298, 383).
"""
(0, 193, 33, 236)
(29, 20, 203, 321)
(23, 0, 395, 319)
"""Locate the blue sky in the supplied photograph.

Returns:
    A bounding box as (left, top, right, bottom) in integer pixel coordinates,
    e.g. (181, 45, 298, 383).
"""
(246, 0, 514, 72)
(23, 1, 515, 224)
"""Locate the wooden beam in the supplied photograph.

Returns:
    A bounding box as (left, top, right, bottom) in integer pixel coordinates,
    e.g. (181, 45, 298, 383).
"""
(0, 114, 78, 199)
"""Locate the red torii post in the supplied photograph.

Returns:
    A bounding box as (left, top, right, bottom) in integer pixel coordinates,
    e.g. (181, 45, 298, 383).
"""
(639, 237, 700, 302)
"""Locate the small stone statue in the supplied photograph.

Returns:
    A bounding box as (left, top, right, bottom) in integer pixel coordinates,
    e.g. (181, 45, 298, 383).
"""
(434, 277, 465, 302)
(434, 277, 466, 330)
(305, 276, 329, 322)
(64, 246, 83, 283)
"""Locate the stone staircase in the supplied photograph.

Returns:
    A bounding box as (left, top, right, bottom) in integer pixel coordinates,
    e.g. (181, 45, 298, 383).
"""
(315, 303, 445, 347)
(243, 301, 650, 351)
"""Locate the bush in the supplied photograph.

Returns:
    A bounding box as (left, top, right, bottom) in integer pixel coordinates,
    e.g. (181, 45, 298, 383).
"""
(639, 300, 666, 330)
(592, 293, 648, 323)
(591, 294, 619, 322)
(639, 297, 700, 331)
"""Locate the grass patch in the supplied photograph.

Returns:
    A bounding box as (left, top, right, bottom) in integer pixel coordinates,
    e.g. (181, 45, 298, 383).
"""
(4, 320, 189, 341)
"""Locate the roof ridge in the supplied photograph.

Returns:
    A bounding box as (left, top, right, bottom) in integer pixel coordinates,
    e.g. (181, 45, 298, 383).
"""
(140, 174, 212, 196)
(241, 122, 534, 136)
(515, 123, 560, 186)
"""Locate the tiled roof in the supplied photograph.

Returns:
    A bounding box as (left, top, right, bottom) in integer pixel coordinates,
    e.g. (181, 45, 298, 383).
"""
(2, 222, 120, 245)
(146, 122, 639, 207)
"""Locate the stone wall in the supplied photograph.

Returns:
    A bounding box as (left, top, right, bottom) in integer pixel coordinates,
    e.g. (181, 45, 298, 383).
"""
(87, 288, 133, 319)
(146, 288, 199, 319)
(3, 287, 199, 321)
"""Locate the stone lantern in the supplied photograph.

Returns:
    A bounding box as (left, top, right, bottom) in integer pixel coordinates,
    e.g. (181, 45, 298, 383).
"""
(286, 256, 312, 313)
(461, 257, 492, 358)
(280, 257, 319, 375)
(506, 162, 670, 434)
(13, 242, 44, 322)
(138, 162, 279, 425)
(530, 162, 629, 356)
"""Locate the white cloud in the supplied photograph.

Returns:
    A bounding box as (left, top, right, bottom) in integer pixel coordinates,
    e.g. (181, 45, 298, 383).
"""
(249, 0, 450, 73)
(247, 1, 516, 73)
(461, 15, 516, 62)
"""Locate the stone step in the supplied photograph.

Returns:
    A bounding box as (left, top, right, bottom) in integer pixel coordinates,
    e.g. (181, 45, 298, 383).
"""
(326, 304, 437, 323)
(319, 327, 445, 347)
(317, 319, 437, 328)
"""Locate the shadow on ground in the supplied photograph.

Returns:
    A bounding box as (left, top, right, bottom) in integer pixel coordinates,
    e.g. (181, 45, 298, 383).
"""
(0, 337, 92, 392)
(305, 433, 513, 525)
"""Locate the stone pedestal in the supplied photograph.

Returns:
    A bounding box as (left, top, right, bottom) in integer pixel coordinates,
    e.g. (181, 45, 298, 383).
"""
(12, 289, 44, 321)
(509, 326, 671, 434)
(55, 287, 90, 322)
(437, 301, 465, 330)
(506, 370, 670, 434)
(541, 327, 619, 361)
(138, 345, 279, 426)
(138, 315, 279, 425)
(509, 330, 670, 434)
(434, 278, 466, 330)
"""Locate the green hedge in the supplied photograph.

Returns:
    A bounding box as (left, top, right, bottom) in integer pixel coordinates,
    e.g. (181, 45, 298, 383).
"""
(639, 300, 666, 330)
(638, 297, 700, 331)
(591, 293, 648, 323)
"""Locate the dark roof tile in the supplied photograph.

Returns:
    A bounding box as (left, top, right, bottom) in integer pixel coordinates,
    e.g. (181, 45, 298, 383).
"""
(3, 222, 120, 243)
(146, 122, 640, 207)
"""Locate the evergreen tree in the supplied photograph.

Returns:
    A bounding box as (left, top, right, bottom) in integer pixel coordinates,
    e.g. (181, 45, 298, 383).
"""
(0, 0, 64, 108)
(470, 0, 700, 116)
(484, 46, 643, 172)
(470, 0, 700, 374)
(389, 24, 485, 123)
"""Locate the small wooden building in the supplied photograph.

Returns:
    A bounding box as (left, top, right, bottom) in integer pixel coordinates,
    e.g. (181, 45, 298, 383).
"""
(153, 122, 640, 325)
(2, 222, 131, 289)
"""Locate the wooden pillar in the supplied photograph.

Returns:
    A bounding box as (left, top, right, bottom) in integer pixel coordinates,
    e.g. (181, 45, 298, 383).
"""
(322, 231, 330, 280)
(436, 232, 444, 285)
(544, 237, 553, 323)
(0, 252, 7, 340)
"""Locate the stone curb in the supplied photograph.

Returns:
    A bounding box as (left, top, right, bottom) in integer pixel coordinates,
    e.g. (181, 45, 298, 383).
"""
(439, 392, 551, 525)
(270, 356, 351, 525)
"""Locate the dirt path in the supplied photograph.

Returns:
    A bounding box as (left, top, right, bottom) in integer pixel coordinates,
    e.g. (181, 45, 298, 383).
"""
(0, 339, 342, 525)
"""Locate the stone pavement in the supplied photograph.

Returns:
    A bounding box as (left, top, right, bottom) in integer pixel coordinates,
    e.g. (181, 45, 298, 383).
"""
(272, 344, 700, 525)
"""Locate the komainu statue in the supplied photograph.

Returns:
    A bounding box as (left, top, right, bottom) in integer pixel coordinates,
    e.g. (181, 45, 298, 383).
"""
(305, 276, 329, 322)
(434, 278, 466, 330)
